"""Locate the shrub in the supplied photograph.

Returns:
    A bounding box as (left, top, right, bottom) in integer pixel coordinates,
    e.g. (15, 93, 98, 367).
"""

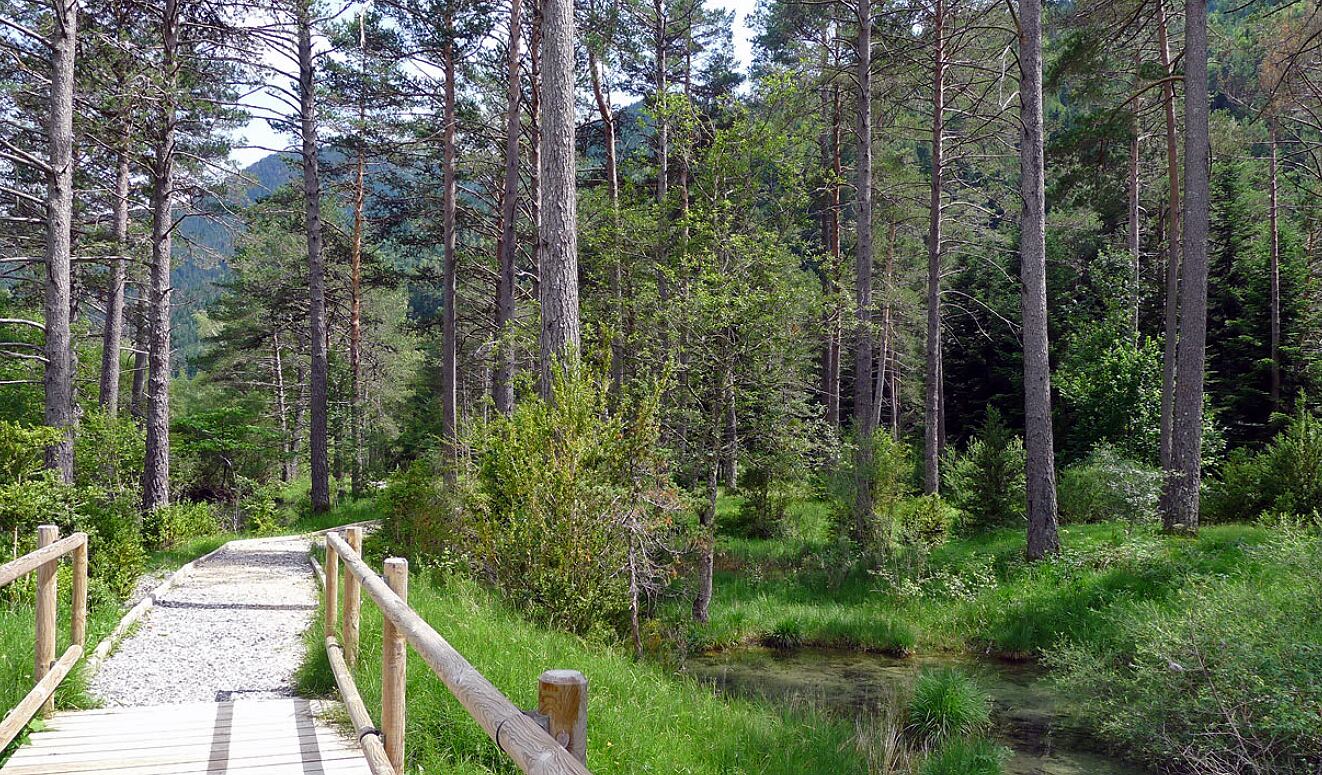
(729, 466, 796, 538)
(906, 667, 992, 743)
(830, 431, 913, 552)
(143, 501, 219, 549)
(242, 487, 283, 535)
(943, 409, 1025, 532)
(894, 494, 958, 548)
(918, 737, 1008, 775)
(465, 363, 677, 637)
(1057, 445, 1162, 524)
(379, 456, 467, 562)
(1205, 404, 1322, 523)
(1049, 533, 1322, 772)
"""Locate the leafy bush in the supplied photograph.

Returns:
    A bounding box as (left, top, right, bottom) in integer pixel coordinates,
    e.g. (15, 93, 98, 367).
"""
(379, 456, 467, 563)
(943, 409, 1025, 532)
(894, 495, 958, 548)
(906, 667, 992, 743)
(729, 466, 796, 539)
(918, 737, 1008, 775)
(74, 410, 144, 499)
(241, 487, 283, 536)
(1049, 532, 1322, 772)
(143, 501, 220, 549)
(1205, 404, 1322, 523)
(1057, 445, 1162, 524)
(830, 431, 913, 552)
(465, 364, 677, 637)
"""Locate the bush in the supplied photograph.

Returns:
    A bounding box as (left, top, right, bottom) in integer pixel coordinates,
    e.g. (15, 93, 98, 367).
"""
(894, 495, 958, 548)
(1057, 445, 1162, 524)
(1205, 404, 1322, 523)
(465, 363, 677, 637)
(729, 466, 796, 539)
(918, 737, 1008, 775)
(906, 667, 992, 743)
(143, 501, 220, 549)
(241, 487, 283, 535)
(379, 456, 467, 562)
(1049, 532, 1322, 772)
(830, 431, 913, 552)
(943, 409, 1025, 532)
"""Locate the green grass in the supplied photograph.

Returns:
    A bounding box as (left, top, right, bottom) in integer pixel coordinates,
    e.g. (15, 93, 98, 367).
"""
(298, 567, 875, 774)
(689, 494, 1285, 657)
(287, 496, 378, 533)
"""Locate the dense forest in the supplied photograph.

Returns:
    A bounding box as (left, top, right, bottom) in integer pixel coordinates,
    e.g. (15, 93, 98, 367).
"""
(3, 0, 1322, 771)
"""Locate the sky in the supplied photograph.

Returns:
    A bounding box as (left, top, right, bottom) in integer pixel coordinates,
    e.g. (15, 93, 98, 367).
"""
(228, 0, 759, 167)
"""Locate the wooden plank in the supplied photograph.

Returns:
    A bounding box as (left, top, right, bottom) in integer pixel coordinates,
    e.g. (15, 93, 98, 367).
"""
(0, 644, 82, 751)
(0, 532, 86, 589)
(327, 531, 592, 775)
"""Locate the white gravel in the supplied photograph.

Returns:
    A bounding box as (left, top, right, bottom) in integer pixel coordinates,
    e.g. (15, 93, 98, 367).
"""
(89, 535, 318, 707)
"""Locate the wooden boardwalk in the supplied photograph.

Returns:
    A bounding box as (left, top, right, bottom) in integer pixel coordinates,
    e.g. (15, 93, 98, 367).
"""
(0, 698, 373, 775)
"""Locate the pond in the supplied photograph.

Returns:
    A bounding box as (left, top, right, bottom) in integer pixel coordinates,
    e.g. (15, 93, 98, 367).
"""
(684, 647, 1148, 775)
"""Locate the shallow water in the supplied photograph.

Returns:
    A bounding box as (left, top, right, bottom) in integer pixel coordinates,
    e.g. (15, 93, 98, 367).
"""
(684, 647, 1148, 775)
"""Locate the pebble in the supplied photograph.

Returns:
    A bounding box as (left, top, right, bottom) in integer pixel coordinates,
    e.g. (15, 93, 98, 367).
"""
(89, 535, 318, 707)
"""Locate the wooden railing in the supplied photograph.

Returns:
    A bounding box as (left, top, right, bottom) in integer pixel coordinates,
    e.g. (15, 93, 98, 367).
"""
(319, 527, 591, 775)
(0, 525, 88, 751)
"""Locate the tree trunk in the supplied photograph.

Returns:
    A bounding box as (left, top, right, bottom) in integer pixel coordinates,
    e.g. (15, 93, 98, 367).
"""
(537, 0, 580, 393)
(1019, 0, 1061, 560)
(1161, 0, 1210, 532)
(1127, 66, 1142, 340)
(99, 142, 130, 417)
(852, 1, 876, 536)
(142, 0, 179, 512)
(873, 219, 896, 431)
(298, 0, 330, 513)
(273, 329, 294, 482)
(589, 50, 623, 390)
(924, 0, 945, 495)
(441, 41, 459, 472)
(348, 11, 367, 497)
(1157, 0, 1181, 470)
(494, 0, 523, 416)
(721, 399, 737, 489)
(1268, 121, 1281, 409)
(43, 0, 78, 483)
(130, 289, 147, 421)
(692, 369, 728, 623)
(822, 85, 843, 430)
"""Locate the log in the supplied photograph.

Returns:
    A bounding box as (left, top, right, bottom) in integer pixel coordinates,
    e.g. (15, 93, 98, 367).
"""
(324, 635, 393, 775)
(341, 528, 362, 668)
(381, 558, 408, 773)
(0, 532, 85, 589)
(538, 671, 587, 764)
(35, 525, 58, 715)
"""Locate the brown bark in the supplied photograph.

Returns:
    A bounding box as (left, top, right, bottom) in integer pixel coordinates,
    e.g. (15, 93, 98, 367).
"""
(924, 0, 945, 495)
(822, 85, 843, 430)
(1161, 0, 1210, 532)
(99, 142, 130, 416)
(1020, 0, 1061, 560)
(588, 50, 623, 390)
(537, 0, 580, 393)
(852, 0, 876, 535)
(1127, 63, 1142, 339)
(299, 0, 330, 513)
(348, 12, 367, 497)
(43, 0, 78, 483)
(129, 289, 147, 421)
(441, 40, 459, 467)
(873, 219, 896, 432)
(494, 0, 523, 416)
(143, 0, 179, 512)
(1268, 121, 1281, 409)
(692, 368, 728, 623)
(1157, 0, 1181, 470)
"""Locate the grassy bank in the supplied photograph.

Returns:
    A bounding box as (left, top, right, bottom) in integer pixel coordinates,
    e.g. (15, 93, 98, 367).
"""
(297, 552, 876, 774)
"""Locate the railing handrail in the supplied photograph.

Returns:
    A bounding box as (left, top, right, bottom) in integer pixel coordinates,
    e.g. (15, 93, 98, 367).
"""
(0, 526, 88, 753)
(324, 530, 591, 775)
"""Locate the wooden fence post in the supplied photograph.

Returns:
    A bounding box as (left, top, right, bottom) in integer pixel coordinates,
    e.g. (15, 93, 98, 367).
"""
(342, 527, 362, 667)
(538, 670, 588, 764)
(325, 538, 339, 637)
(71, 535, 87, 647)
(381, 558, 408, 773)
(34, 525, 58, 715)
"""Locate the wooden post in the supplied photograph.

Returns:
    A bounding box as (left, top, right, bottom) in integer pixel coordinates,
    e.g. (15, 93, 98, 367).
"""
(381, 558, 408, 773)
(342, 526, 362, 667)
(34, 525, 58, 715)
(538, 670, 588, 764)
(71, 535, 87, 647)
(325, 539, 339, 637)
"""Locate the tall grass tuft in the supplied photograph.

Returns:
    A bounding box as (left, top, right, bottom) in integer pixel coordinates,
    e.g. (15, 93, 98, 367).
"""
(906, 667, 992, 743)
(917, 736, 1009, 775)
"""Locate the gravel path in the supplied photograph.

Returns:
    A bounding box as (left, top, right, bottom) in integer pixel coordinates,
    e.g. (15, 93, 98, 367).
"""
(89, 535, 318, 707)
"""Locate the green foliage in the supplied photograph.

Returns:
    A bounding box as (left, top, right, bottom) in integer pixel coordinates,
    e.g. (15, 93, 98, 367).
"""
(729, 467, 797, 539)
(240, 486, 282, 536)
(73, 410, 144, 499)
(830, 431, 913, 552)
(917, 737, 1009, 775)
(1205, 403, 1322, 523)
(379, 457, 466, 566)
(464, 363, 674, 637)
(172, 401, 281, 502)
(142, 501, 220, 550)
(906, 668, 993, 743)
(0, 421, 63, 483)
(1049, 532, 1322, 772)
(894, 495, 958, 548)
(1057, 445, 1162, 524)
(942, 410, 1025, 532)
